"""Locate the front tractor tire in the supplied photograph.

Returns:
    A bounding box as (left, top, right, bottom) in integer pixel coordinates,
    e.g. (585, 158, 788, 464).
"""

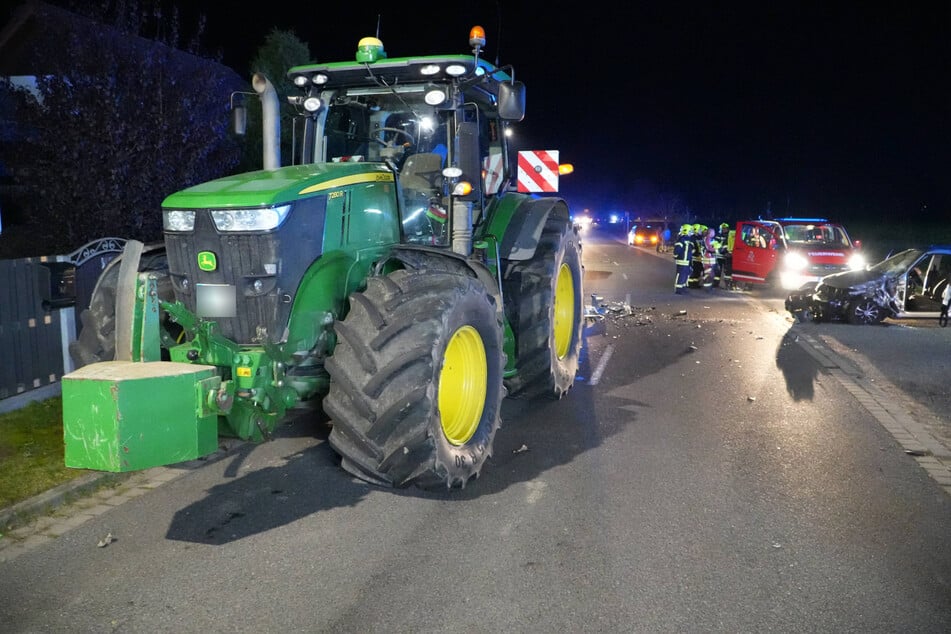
(69, 244, 173, 368)
(324, 269, 505, 489)
(503, 217, 584, 399)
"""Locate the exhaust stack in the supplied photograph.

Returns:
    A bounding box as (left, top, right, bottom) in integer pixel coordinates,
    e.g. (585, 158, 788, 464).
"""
(253, 73, 280, 170)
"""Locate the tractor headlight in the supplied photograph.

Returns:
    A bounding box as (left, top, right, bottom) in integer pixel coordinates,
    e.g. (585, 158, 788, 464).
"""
(163, 209, 195, 232)
(210, 205, 291, 232)
(848, 253, 866, 270)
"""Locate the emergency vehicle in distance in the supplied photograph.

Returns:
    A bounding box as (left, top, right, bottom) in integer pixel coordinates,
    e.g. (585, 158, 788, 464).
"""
(728, 217, 864, 290)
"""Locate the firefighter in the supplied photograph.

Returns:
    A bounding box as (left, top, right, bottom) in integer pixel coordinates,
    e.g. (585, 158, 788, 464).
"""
(701, 226, 717, 291)
(713, 222, 730, 288)
(673, 224, 695, 294)
(688, 224, 703, 288)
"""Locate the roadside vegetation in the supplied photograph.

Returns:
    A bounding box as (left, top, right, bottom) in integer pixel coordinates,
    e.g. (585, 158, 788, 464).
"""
(0, 397, 77, 510)
(846, 220, 951, 263)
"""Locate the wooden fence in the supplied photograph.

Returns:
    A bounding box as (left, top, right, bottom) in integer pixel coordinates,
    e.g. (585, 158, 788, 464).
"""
(0, 238, 125, 402)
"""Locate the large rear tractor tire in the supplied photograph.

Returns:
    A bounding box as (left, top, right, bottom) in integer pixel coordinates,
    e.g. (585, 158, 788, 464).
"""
(324, 269, 505, 489)
(502, 217, 584, 399)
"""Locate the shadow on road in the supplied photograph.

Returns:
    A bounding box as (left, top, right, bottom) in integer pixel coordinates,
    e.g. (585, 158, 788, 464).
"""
(774, 326, 820, 401)
(164, 411, 372, 544)
(164, 328, 623, 544)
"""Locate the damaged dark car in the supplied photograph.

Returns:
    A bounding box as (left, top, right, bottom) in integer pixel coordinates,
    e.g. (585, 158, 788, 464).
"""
(786, 246, 951, 325)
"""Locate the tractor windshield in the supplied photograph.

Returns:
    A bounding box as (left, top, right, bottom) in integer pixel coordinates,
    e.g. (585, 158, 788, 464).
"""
(318, 87, 455, 246)
(321, 88, 450, 169)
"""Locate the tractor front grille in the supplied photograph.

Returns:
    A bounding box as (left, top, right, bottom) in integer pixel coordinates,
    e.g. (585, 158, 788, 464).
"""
(163, 196, 328, 345)
(165, 224, 281, 345)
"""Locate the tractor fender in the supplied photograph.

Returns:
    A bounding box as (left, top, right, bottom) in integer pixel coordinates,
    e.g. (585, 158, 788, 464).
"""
(378, 245, 503, 314)
(496, 196, 571, 261)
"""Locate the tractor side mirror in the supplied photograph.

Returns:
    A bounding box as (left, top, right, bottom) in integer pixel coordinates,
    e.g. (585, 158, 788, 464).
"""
(498, 81, 525, 121)
(232, 104, 247, 136)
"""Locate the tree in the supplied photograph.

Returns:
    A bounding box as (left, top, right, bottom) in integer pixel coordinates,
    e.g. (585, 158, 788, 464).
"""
(0, 1, 244, 257)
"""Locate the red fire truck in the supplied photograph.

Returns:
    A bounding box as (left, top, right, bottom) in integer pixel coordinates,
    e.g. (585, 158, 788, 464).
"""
(729, 217, 865, 290)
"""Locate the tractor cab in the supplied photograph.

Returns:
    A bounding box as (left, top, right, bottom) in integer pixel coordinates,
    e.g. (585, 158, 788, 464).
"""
(286, 31, 525, 249)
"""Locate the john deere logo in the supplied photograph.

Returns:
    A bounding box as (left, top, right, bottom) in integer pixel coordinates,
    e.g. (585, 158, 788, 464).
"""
(198, 251, 217, 272)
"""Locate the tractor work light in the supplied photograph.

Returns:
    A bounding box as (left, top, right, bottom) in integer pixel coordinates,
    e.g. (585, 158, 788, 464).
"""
(425, 88, 447, 105)
(303, 96, 322, 112)
(210, 205, 291, 232)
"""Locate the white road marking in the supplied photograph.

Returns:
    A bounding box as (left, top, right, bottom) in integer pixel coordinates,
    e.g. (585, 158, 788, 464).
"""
(589, 343, 614, 386)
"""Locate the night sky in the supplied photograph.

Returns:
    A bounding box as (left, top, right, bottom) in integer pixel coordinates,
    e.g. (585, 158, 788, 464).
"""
(136, 2, 951, 222)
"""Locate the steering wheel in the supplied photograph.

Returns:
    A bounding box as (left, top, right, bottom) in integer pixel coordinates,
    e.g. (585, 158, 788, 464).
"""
(372, 127, 415, 146)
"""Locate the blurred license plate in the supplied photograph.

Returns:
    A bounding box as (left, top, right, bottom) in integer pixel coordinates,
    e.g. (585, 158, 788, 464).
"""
(196, 284, 236, 317)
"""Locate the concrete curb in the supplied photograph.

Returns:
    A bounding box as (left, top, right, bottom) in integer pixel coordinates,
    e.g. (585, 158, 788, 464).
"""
(0, 438, 246, 537)
(793, 330, 951, 496)
(0, 471, 130, 532)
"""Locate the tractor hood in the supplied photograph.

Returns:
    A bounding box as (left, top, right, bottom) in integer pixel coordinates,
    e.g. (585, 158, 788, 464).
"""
(160, 161, 397, 346)
(162, 162, 394, 209)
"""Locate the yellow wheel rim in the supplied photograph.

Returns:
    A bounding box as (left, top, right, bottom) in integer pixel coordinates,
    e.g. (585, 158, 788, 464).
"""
(553, 262, 575, 359)
(438, 325, 487, 446)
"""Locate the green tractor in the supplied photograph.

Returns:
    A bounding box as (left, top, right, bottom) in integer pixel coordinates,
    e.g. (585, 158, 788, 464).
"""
(62, 27, 584, 489)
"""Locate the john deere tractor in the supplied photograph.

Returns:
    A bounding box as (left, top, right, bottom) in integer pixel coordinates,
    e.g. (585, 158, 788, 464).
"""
(62, 27, 584, 489)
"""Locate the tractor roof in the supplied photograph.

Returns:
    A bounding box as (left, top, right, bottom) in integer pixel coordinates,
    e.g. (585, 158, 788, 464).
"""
(288, 54, 512, 97)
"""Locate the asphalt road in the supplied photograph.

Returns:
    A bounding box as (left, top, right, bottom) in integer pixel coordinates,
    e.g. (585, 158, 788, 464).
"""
(1, 226, 949, 632)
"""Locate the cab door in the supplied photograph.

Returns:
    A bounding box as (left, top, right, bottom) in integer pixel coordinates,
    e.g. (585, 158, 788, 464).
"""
(731, 221, 780, 285)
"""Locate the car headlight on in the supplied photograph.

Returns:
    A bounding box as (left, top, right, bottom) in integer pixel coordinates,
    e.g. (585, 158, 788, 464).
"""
(210, 205, 291, 232)
(847, 253, 866, 270)
(783, 251, 809, 271)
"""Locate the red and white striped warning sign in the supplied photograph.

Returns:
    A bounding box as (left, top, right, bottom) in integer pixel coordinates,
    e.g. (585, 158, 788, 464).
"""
(517, 150, 559, 193)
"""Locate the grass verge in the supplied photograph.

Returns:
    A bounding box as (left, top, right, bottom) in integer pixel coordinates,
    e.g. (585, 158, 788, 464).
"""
(0, 397, 81, 509)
